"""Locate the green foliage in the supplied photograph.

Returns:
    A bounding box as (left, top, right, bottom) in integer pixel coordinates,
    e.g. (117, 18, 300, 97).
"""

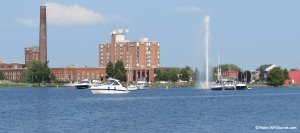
(0, 70, 5, 79)
(162, 71, 169, 81)
(220, 64, 242, 72)
(115, 69, 125, 81)
(25, 59, 51, 83)
(259, 66, 265, 81)
(180, 66, 194, 79)
(193, 67, 200, 83)
(181, 69, 189, 81)
(154, 68, 162, 81)
(114, 60, 126, 82)
(283, 68, 290, 80)
(50, 73, 56, 81)
(267, 66, 285, 86)
(213, 66, 218, 81)
(290, 68, 299, 71)
(105, 61, 115, 78)
(170, 68, 179, 82)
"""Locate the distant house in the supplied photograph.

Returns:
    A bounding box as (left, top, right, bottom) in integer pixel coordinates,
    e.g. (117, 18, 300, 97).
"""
(284, 71, 300, 84)
(222, 70, 238, 81)
(254, 64, 276, 80)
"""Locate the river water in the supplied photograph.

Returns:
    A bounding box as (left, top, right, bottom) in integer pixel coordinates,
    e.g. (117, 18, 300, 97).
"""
(0, 87, 299, 132)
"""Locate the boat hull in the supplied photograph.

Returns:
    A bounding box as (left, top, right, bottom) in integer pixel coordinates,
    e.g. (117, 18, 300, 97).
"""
(211, 86, 223, 91)
(89, 89, 129, 94)
(137, 86, 148, 90)
(224, 85, 235, 90)
(127, 87, 138, 91)
(236, 85, 247, 90)
(75, 85, 91, 89)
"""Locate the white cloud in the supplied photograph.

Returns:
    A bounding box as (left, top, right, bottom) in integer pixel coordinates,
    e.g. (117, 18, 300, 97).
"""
(15, 18, 39, 27)
(171, 6, 202, 12)
(16, 2, 129, 26)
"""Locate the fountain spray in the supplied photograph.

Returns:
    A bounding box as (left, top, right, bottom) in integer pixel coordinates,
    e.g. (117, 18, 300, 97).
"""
(205, 15, 210, 89)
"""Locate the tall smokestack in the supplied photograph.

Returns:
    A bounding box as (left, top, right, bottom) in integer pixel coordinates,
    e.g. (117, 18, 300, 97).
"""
(39, 6, 47, 62)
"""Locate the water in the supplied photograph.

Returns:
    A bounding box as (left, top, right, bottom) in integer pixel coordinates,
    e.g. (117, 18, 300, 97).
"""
(0, 87, 299, 132)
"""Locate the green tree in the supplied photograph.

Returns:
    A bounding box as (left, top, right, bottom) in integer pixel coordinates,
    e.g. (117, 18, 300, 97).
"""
(0, 70, 6, 79)
(170, 68, 179, 83)
(115, 69, 124, 81)
(162, 71, 169, 81)
(106, 61, 115, 79)
(267, 66, 285, 86)
(259, 66, 265, 81)
(154, 68, 162, 81)
(283, 68, 290, 80)
(25, 59, 51, 83)
(220, 64, 242, 72)
(50, 73, 56, 81)
(114, 60, 126, 81)
(290, 68, 299, 71)
(181, 69, 189, 81)
(193, 67, 200, 83)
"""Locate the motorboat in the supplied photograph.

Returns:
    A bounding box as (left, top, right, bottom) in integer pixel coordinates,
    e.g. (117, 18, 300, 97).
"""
(136, 77, 148, 90)
(211, 85, 223, 91)
(224, 80, 236, 90)
(127, 84, 138, 91)
(236, 81, 247, 90)
(89, 78, 129, 94)
(75, 79, 91, 89)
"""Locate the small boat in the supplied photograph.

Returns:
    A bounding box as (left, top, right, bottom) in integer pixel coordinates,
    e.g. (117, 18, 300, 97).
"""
(89, 78, 129, 94)
(212, 53, 223, 91)
(126, 54, 137, 91)
(248, 88, 251, 90)
(236, 81, 247, 90)
(224, 80, 236, 90)
(211, 85, 223, 91)
(75, 79, 91, 89)
(136, 77, 148, 90)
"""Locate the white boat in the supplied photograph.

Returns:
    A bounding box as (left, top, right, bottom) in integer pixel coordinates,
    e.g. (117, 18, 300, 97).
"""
(212, 53, 223, 91)
(75, 79, 91, 89)
(224, 80, 236, 90)
(127, 84, 138, 91)
(126, 54, 137, 91)
(136, 77, 149, 90)
(89, 78, 129, 94)
(236, 81, 247, 90)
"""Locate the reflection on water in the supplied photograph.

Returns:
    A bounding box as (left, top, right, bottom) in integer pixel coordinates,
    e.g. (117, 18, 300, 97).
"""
(0, 87, 300, 132)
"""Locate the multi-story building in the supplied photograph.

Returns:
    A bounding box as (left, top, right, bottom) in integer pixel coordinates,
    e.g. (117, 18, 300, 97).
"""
(24, 45, 39, 65)
(222, 70, 238, 81)
(99, 29, 160, 82)
(0, 61, 27, 81)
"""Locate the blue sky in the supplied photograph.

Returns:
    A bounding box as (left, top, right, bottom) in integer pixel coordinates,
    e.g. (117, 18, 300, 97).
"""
(1, 0, 300, 71)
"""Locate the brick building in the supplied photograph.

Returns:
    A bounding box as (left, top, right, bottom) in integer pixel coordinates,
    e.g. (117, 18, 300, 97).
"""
(51, 65, 106, 82)
(51, 28, 160, 83)
(25, 45, 39, 65)
(0, 61, 27, 81)
(222, 70, 238, 81)
(284, 71, 300, 84)
(98, 29, 160, 82)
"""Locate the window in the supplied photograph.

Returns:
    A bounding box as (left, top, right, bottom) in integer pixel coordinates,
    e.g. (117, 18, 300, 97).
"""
(1, 65, 3, 68)
(82, 75, 85, 80)
(87, 75, 90, 79)
(8, 65, 11, 68)
(101, 45, 103, 48)
(92, 75, 94, 80)
(77, 75, 80, 81)
(96, 75, 99, 80)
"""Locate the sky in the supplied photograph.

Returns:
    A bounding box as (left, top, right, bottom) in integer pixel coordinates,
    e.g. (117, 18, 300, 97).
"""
(1, 0, 300, 71)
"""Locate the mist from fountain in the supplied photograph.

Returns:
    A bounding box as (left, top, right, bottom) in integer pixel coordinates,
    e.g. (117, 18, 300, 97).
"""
(198, 15, 212, 89)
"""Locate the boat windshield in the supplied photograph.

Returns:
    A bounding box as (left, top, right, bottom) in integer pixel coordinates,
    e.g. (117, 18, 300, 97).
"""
(102, 80, 121, 86)
(80, 81, 89, 84)
(226, 81, 234, 85)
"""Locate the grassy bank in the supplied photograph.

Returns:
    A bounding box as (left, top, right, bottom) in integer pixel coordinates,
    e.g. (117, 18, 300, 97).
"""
(0, 83, 64, 87)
